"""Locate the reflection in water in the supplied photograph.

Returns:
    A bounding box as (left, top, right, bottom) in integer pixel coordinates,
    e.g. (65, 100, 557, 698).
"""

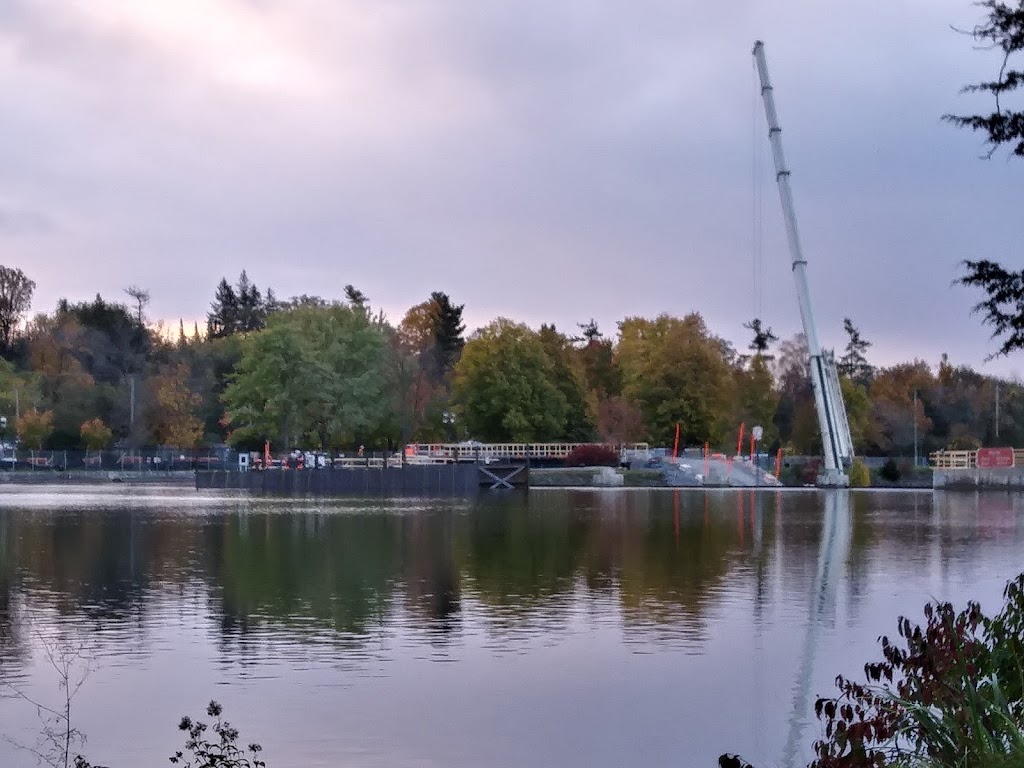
(0, 488, 1021, 768)
(782, 491, 851, 768)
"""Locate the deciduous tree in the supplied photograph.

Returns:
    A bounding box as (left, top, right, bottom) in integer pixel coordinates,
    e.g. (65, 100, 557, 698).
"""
(17, 408, 54, 449)
(538, 324, 595, 442)
(868, 361, 935, 454)
(453, 319, 568, 442)
(577, 320, 621, 400)
(617, 313, 736, 447)
(0, 265, 35, 353)
(79, 418, 113, 451)
(596, 396, 646, 443)
(733, 355, 779, 448)
(224, 305, 389, 449)
(146, 363, 203, 448)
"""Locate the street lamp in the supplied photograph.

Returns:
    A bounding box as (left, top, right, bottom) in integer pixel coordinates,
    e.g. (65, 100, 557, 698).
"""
(442, 411, 456, 442)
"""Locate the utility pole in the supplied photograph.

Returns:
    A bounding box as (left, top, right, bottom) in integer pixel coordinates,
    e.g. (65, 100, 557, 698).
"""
(129, 376, 136, 435)
(913, 390, 918, 468)
(995, 382, 1000, 441)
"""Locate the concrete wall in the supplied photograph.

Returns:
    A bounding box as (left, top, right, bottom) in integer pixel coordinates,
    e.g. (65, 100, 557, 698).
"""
(0, 470, 195, 485)
(933, 467, 1024, 490)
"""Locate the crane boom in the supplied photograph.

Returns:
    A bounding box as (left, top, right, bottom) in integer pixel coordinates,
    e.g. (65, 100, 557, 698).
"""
(752, 40, 853, 486)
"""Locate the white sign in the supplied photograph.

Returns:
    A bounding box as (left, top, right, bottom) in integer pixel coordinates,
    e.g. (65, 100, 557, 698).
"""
(752, 426, 764, 441)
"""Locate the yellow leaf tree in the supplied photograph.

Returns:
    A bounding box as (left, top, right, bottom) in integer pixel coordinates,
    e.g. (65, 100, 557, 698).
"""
(617, 313, 737, 448)
(80, 418, 113, 451)
(145, 363, 203, 448)
(17, 408, 54, 450)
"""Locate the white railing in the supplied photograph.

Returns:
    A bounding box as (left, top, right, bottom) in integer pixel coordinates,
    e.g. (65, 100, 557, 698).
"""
(404, 442, 649, 462)
(930, 449, 1024, 469)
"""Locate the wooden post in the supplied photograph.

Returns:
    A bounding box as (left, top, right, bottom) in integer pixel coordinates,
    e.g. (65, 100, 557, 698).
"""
(673, 423, 680, 459)
(775, 448, 783, 478)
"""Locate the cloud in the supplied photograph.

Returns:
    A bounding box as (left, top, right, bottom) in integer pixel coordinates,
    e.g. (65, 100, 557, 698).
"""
(0, 207, 56, 235)
(0, 0, 1018, 373)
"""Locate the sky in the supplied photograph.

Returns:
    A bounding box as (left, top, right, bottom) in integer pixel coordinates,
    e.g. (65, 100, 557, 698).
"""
(0, 0, 1020, 375)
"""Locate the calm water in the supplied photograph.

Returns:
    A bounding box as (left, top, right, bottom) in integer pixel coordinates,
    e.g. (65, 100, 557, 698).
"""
(0, 486, 1022, 768)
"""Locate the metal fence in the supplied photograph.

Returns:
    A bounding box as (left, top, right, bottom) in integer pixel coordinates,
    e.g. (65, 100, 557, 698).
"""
(0, 449, 440, 472)
(0, 450, 238, 472)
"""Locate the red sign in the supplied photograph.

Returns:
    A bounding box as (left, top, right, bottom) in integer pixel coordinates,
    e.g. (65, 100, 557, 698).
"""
(977, 447, 1015, 469)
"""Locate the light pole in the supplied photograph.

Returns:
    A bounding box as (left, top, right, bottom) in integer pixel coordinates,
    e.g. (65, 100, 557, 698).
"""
(753, 425, 763, 487)
(442, 411, 456, 443)
(913, 390, 918, 468)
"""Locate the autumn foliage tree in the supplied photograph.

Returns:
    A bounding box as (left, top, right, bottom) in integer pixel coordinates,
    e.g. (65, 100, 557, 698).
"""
(17, 408, 54, 449)
(80, 418, 113, 451)
(146, 363, 203, 448)
(616, 314, 736, 447)
(392, 293, 466, 441)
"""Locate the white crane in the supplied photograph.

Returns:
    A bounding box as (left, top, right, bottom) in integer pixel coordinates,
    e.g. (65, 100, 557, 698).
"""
(753, 41, 854, 487)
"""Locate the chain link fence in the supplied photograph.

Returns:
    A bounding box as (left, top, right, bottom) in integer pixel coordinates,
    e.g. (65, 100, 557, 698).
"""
(0, 449, 239, 472)
(0, 449, 416, 473)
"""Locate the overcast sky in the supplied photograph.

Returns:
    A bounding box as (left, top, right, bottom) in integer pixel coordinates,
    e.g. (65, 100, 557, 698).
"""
(0, 0, 1019, 374)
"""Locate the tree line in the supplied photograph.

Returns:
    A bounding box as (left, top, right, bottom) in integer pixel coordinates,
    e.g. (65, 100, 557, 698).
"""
(0, 264, 1018, 458)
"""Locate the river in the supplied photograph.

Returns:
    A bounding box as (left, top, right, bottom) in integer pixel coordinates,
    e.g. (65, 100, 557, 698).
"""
(0, 486, 1021, 768)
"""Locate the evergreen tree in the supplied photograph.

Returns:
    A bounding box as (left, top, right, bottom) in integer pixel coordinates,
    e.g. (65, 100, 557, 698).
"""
(207, 278, 238, 339)
(430, 291, 465, 379)
(945, 2, 1024, 356)
(236, 270, 265, 332)
(578, 320, 620, 400)
(944, 0, 1024, 158)
(345, 284, 369, 313)
(578, 318, 601, 344)
(264, 287, 279, 317)
(743, 318, 778, 360)
(839, 318, 873, 383)
(178, 319, 186, 347)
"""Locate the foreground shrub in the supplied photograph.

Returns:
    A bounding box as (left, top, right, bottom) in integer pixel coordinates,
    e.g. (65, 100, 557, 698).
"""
(810, 574, 1024, 768)
(564, 444, 619, 467)
(74, 700, 265, 768)
(721, 573, 1024, 768)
